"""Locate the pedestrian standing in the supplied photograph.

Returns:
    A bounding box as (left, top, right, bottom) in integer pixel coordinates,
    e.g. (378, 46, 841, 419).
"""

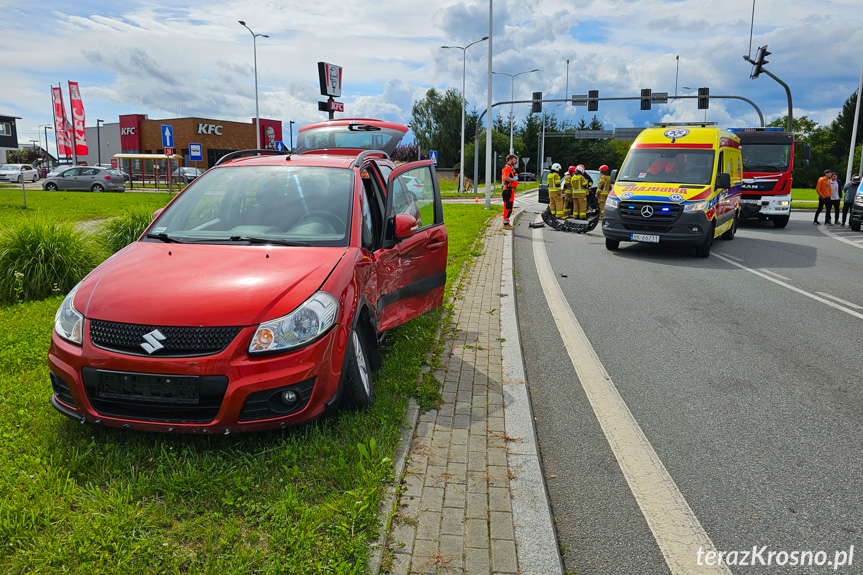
(501, 154, 518, 230)
(560, 166, 575, 218)
(596, 164, 611, 218)
(571, 165, 589, 219)
(827, 172, 842, 225)
(547, 163, 564, 219)
(841, 174, 860, 226)
(814, 170, 832, 225)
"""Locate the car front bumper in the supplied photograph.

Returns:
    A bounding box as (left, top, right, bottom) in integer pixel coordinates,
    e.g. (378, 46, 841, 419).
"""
(48, 322, 349, 433)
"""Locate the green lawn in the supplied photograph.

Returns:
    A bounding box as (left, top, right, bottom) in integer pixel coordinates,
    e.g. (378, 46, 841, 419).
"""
(0, 193, 500, 574)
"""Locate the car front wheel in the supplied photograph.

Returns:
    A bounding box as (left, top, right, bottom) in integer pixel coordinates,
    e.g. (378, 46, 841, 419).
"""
(343, 327, 374, 408)
(605, 238, 620, 251)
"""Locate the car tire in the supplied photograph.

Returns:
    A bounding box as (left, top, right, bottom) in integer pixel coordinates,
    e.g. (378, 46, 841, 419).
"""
(772, 215, 789, 228)
(91, 183, 105, 193)
(605, 238, 620, 251)
(45, 182, 58, 191)
(721, 211, 738, 240)
(695, 223, 715, 258)
(851, 220, 861, 232)
(17, 175, 23, 183)
(343, 326, 374, 409)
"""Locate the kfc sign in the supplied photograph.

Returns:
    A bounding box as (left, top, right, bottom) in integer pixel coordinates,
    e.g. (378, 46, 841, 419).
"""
(329, 101, 345, 112)
(121, 127, 136, 135)
(197, 124, 223, 135)
(119, 114, 145, 152)
(318, 62, 343, 98)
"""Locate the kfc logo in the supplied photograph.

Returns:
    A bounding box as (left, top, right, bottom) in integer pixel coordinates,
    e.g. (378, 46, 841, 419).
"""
(318, 62, 343, 98)
(121, 127, 136, 135)
(197, 124, 223, 135)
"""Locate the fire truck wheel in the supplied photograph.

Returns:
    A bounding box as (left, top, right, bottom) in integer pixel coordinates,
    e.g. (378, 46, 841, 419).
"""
(772, 215, 789, 228)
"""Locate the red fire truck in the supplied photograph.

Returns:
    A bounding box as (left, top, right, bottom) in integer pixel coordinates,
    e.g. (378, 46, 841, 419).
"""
(729, 127, 809, 228)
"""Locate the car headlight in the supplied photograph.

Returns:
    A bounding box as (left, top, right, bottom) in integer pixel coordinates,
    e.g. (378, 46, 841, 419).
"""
(684, 201, 708, 213)
(249, 292, 339, 353)
(54, 283, 83, 345)
(605, 197, 619, 209)
(855, 192, 863, 206)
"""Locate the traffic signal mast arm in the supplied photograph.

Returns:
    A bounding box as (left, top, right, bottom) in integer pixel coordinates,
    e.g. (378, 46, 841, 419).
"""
(744, 45, 793, 132)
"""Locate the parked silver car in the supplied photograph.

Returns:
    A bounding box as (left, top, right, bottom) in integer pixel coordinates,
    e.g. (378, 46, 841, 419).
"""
(0, 163, 40, 183)
(171, 166, 203, 184)
(42, 166, 126, 193)
(95, 164, 131, 182)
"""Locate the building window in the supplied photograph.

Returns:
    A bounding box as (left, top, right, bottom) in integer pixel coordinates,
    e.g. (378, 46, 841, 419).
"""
(0, 122, 11, 136)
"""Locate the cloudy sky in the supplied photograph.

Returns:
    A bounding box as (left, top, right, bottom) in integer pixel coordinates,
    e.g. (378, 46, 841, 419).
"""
(2, 0, 862, 157)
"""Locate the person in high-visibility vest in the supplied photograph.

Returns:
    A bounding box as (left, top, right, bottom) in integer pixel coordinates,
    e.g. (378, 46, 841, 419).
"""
(596, 164, 611, 219)
(501, 154, 519, 229)
(547, 163, 564, 218)
(560, 166, 576, 218)
(571, 165, 590, 219)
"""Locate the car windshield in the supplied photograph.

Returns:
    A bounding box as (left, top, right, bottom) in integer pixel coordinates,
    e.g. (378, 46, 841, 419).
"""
(0, 165, 19, 171)
(617, 149, 715, 185)
(147, 165, 353, 247)
(741, 143, 791, 172)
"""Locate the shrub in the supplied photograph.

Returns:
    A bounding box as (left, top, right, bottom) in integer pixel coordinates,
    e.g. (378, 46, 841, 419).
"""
(102, 206, 155, 253)
(0, 216, 102, 302)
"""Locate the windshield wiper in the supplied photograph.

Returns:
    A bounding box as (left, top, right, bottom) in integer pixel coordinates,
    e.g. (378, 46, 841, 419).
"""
(228, 236, 312, 247)
(146, 232, 187, 243)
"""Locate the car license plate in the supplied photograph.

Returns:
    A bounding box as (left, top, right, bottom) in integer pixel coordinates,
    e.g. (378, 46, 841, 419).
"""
(740, 199, 759, 204)
(631, 233, 659, 243)
(96, 370, 200, 404)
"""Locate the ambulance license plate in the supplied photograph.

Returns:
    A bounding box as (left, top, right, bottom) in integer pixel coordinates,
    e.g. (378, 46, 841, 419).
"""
(631, 233, 659, 243)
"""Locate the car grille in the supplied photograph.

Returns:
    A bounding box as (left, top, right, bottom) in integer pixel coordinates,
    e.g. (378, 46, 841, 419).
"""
(618, 201, 682, 228)
(82, 367, 228, 423)
(90, 320, 243, 357)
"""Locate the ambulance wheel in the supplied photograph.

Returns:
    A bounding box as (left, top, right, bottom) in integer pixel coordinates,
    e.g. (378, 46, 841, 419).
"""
(695, 224, 714, 258)
(721, 211, 738, 240)
(772, 215, 789, 228)
(605, 238, 620, 251)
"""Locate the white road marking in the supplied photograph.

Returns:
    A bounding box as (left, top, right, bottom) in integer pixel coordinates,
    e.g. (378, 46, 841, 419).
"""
(713, 254, 863, 320)
(758, 269, 791, 281)
(719, 253, 743, 262)
(817, 224, 863, 249)
(531, 226, 732, 575)
(815, 292, 863, 310)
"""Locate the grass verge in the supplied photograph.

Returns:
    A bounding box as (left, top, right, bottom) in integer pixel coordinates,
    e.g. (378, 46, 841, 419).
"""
(0, 200, 498, 574)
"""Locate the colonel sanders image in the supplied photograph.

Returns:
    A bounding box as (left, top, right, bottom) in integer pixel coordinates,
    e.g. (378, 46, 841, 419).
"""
(328, 65, 340, 95)
(265, 126, 276, 149)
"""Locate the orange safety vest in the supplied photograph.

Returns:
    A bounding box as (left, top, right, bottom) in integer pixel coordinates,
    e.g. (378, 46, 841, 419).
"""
(502, 165, 518, 190)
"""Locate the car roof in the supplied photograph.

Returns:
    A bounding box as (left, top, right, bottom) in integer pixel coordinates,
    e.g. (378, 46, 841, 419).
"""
(295, 118, 409, 157)
(215, 152, 365, 170)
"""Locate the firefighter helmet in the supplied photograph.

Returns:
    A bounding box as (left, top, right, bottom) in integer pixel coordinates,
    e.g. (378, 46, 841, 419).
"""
(576, 164, 585, 173)
(551, 163, 561, 171)
(568, 166, 576, 174)
(599, 164, 609, 172)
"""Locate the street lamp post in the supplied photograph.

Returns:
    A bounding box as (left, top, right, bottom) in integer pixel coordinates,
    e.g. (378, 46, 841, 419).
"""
(442, 36, 488, 193)
(675, 55, 680, 98)
(239, 21, 269, 150)
(288, 120, 295, 150)
(492, 68, 539, 154)
(43, 125, 52, 168)
(96, 119, 104, 165)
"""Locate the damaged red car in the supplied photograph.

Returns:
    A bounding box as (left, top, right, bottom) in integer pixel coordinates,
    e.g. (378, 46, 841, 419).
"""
(48, 119, 447, 433)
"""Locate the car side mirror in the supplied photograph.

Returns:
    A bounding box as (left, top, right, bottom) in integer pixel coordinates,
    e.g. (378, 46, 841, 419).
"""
(610, 169, 618, 183)
(716, 172, 731, 189)
(394, 213, 419, 239)
(152, 208, 165, 221)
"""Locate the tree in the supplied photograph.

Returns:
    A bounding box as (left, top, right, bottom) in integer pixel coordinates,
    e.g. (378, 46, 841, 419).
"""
(410, 88, 464, 168)
(828, 90, 863, 178)
(769, 115, 835, 188)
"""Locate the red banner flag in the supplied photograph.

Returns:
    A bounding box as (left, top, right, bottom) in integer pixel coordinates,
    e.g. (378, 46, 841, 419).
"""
(68, 81, 88, 155)
(51, 86, 74, 158)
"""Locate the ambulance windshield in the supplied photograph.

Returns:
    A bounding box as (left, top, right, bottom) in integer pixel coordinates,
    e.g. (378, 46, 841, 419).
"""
(618, 149, 715, 185)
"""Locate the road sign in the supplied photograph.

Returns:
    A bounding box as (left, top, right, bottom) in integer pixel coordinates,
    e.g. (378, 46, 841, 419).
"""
(522, 157, 530, 170)
(571, 94, 588, 106)
(572, 130, 614, 140)
(651, 92, 669, 104)
(164, 147, 174, 156)
(161, 125, 174, 148)
(189, 143, 203, 162)
(274, 141, 285, 152)
(429, 150, 438, 165)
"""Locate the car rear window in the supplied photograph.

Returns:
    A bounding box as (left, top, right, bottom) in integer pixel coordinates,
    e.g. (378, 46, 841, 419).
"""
(295, 124, 405, 155)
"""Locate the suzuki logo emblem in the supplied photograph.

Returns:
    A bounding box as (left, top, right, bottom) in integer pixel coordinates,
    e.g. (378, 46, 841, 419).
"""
(141, 329, 166, 354)
(641, 205, 654, 218)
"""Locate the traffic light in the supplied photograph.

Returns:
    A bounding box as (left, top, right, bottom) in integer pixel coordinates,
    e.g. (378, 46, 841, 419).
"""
(751, 45, 771, 79)
(588, 90, 599, 112)
(531, 92, 542, 114)
(640, 89, 652, 110)
(697, 87, 709, 110)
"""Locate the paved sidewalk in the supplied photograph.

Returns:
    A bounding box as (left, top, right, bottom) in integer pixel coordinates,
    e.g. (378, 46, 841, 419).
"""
(378, 212, 562, 575)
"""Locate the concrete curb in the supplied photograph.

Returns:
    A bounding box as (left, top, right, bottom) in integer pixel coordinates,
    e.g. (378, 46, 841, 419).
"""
(501, 210, 565, 575)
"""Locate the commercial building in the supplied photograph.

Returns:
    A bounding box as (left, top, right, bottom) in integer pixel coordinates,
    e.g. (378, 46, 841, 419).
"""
(0, 114, 23, 161)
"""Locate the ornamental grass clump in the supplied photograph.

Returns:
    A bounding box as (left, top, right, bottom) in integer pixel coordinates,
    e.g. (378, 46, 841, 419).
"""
(0, 216, 102, 302)
(101, 206, 156, 253)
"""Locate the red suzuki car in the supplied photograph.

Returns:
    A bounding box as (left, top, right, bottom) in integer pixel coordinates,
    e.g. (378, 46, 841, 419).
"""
(48, 119, 447, 433)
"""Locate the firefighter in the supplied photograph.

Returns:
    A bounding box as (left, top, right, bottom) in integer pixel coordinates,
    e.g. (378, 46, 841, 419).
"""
(547, 163, 564, 218)
(596, 164, 611, 218)
(572, 165, 589, 219)
(560, 166, 576, 218)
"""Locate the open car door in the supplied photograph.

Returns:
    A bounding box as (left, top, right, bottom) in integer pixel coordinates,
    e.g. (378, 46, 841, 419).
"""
(375, 160, 447, 332)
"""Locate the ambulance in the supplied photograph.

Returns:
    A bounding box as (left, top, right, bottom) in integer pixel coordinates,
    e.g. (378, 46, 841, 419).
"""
(602, 123, 742, 258)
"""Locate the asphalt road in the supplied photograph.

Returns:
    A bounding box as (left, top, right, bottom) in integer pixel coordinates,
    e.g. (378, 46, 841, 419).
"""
(512, 206, 863, 574)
